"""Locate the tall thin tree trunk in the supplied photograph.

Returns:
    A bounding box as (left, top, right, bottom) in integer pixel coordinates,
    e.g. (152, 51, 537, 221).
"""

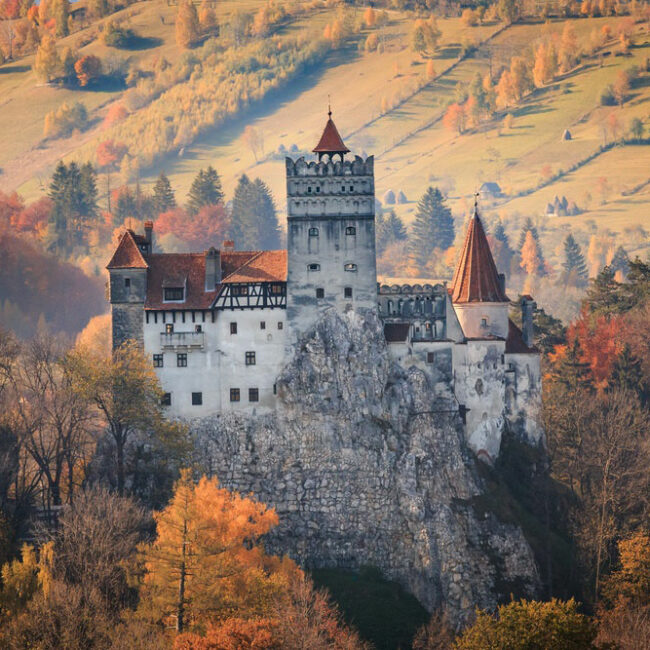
(177, 519, 187, 633)
(116, 431, 125, 496)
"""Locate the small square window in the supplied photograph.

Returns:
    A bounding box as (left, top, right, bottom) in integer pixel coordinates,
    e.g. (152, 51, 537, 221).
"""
(164, 287, 184, 301)
(316, 186, 320, 193)
(308, 263, 321, 272)
(124, 277, 131, 288)
(427, 352, 435, 364)
(230, 322, 237, 335)
(161, 392, 171, 406)
(344, 263, 357, 272)
(307, 186, 312, 193)
(177, 353, 187, 367)
(345, 226, 356, 235)
(153, 354, 163, 368)
(481, 318, 488, 327)
(278, 322, 283, 330)
(349, 185, 354, 192)
(230, 388, 240, 402)
(249, 388, 259, 402)
(316, 288, 324, 299)
(309, 227, 319, 237)
(245, 351, 256, 366)
(344, 287, 353, 298)
(192, 392, 202, 406)
(195, 324, 202, 333)
(341, 185, 346, 192)
(166, 324, 174, 334)
(260, 321, 266, 330)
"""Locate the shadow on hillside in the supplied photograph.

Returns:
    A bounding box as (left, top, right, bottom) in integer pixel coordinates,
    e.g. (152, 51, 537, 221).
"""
(0, 65, 30, 75)
(515, 102, 555, 118)
(437, 44, 461, 59)
(117, 35, 164, 51)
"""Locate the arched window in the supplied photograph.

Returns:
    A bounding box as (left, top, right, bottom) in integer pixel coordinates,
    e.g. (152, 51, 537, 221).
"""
(309, 227, 319, 236)
(344, 263, 357, 272)
(345, 226, 356, 236)
(308, 263, 320, 272)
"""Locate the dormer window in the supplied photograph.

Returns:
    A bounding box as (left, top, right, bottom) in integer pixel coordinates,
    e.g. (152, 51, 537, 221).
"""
(309, 227, 319, 237)
(164, 287, 184, 301)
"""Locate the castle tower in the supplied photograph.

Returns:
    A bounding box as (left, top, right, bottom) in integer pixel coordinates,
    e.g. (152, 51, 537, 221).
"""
(285, 110, 377, 339)
(450, 204, 509, 339)
(106, 227, 151, 349)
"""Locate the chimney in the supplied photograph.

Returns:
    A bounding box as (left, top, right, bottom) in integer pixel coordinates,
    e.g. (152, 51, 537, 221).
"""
(205, 247, 221, 291)
(222, 240, 235, 251)
(144, 220, 153, 254)
(498, 273, 506, 295)
(521, 296, 536, 348)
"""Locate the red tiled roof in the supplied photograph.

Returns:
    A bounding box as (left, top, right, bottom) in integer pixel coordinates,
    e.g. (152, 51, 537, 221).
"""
(384, 323, 410, 342)
(144, 250, 288, 310)
(506, 319, 536, 354)
(313, 114, 350, 154)
(450, 212, 509, 304)
(106, 230, 148, 270)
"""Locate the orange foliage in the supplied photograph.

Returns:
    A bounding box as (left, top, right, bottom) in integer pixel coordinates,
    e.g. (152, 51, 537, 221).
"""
(104, 103, 129, 127)
(96, 140, 128, 170)
(75, 313, 111, 356)
(566, 310, 630, 389)
(175, 618, 282, 650)
(443, 102, 466, 134)
(74, 54, 102, 87)
(11, 197, 52, 235)
(520, 231, 541, 276)
(155, 205, 230, 250)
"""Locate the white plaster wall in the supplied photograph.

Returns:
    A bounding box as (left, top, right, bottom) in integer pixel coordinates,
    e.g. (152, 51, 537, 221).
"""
(504, 352, 544, 445)
(452, 303, 509, 340)
(453, 340, 507, 462)
(143, 308, 286, 418)
(444, 295, 465, 342)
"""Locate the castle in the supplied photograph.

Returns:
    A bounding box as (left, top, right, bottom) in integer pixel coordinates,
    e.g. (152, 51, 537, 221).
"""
(107, 112, 543, 462)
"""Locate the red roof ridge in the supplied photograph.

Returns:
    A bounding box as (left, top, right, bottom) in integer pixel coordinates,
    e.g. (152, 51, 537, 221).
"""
(450, 209, 509, 304)
(221, 250, 264, 282)
(313, 112, 350, 154)
(107, 230, 148, 270)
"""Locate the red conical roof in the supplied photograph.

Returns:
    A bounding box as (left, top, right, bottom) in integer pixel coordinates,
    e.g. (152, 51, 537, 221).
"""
(313, 111, 350, 154)
(450, 209, 508, 303)
(107, 230, 148, 270)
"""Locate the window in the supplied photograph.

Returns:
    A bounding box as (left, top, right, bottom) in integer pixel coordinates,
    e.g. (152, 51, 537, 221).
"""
(481, 317, 488, 327)
(249, 388, 259, 402)
(166, 324, 174, 334)
(232, 285, 248, 296)
(316, 288, 324, 299)
(344, 287, 353, 298)
(271, 284, 284, 295)
(230, 322, 237, 335)
(349, 185, 354, 192)
(260, 321, 266, 330)
(177, 353, 187, 367)
(341, 185, 346, 192)
(309, 227, 319, 237)
(124, 277, 131, 288)
(273, 383, 277, 395)
(164, 287, 184, 301)
(308, 263, 321, 272)
(153, 354, 163, 368)
(278, 322, 283, 330)
(192, 392, 203, 406)
(307, 186, 312, 193)
(195, 324, 202, 333)
(161, 393, 171, 406)
(427, 352, 435, 364)
(346, 226, 356, 235)
(316, 186, 320, 193)
(245, 351, 256, 366)
(344, 263, 357, 272)
(230, 388, 240, 402)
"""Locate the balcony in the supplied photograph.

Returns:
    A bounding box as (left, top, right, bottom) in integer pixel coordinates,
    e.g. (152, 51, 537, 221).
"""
(160, 331, 205, 350)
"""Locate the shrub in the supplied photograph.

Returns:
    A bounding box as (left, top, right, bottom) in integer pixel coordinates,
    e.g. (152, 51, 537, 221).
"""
(102, 20, 136, 48)
(43, 102, 88, 138)
(600, 85, 616, 106)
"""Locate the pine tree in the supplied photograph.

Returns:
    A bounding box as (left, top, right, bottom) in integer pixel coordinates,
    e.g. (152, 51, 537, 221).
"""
(187, 167, 223, 215)
(153, 173, 176, 215)
(376, 209, 407, 255)
(114, 187, 137, 224)
(230, 175, 280, 250)
(79, 162, 98, 221)
(609, 246, 629, 276)
(492, 221, 515, 274)
(562, 233, 588, 286)
(409, 187, 454, 267)
(609, 344, 645, 400)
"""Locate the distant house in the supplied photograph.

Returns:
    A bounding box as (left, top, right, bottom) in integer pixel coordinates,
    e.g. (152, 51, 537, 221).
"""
(480, 182, 502, 198)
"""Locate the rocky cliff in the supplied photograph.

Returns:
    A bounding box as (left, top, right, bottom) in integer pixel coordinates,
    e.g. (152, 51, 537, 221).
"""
(193, 308, 540, 624)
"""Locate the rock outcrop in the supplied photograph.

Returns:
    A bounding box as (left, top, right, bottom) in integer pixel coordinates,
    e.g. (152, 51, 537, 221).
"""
(192, 308, 539, 624)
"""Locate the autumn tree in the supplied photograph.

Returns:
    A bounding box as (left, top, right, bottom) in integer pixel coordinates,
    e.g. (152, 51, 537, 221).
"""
(497, 0, 519, 25)
(533, 41, 558, 87)
(559, 21, 579, 71)
(409, 187, 454, 268)
(411, 17, 441, 58)
(520, 230, 542, 276)
(242, 125, 263, 162)
(363, 6, 376, 27)
(140, 470, 297, 632)
(612, 70, 630, 106)
(69, 341, 188, 498)
(198, 0, 217, 35)
(74, 54, 102, 87)
(187, 166, 223, 215)
(176, 0, 200, 49)
(156, 204, 230, 251)
(33, 34, 60, 82)
(50, 0, 69, 38)
(629, 117, 644, 141)
(153, 172, 176, 215)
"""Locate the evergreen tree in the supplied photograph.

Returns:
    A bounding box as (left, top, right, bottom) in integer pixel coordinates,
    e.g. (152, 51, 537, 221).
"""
(153, 172, 176, 215)
(230, 175, 280, 250)
(114, 187, 137, 224)
(48, 161, 89, 251)
(376, 209, 407, 255)
(562, 233, 588, 286)
(609, 245, 629, 276)
(409, 187, 454, 267)
(79, 162, 98, 221)
(609, 344, 646, 402)
(187, 166, 223, 215)
(492, 220, 514, 274)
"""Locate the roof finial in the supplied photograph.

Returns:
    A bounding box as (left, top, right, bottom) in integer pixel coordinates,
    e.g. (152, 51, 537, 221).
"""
(473, 191, 480, 217)
(328, 94, 332, 118)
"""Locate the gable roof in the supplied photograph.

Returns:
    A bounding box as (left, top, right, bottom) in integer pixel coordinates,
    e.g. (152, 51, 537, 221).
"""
(144, 250, 288, 310)
(106, 230, 148, 270)
(313, 112, 350, 154)
(506, 319, 536, 354)
(450, 210, 509, 304)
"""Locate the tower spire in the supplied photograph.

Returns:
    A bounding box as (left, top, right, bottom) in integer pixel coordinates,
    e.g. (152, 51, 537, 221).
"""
(313, 104, 350, 160)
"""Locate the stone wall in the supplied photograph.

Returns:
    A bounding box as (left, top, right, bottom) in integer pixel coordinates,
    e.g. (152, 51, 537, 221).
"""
(191, 308, 539, 624)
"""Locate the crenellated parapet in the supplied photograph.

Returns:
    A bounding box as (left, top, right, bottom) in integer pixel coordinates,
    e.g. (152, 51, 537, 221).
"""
(286, 155, 374, 178)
